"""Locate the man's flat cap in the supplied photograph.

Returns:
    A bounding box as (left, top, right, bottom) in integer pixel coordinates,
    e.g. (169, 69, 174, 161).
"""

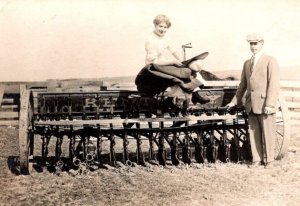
(246, 33, 264, 42)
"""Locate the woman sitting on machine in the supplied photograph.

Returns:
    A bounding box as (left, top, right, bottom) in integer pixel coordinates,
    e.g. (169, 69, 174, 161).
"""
(135, 14, 210, 115)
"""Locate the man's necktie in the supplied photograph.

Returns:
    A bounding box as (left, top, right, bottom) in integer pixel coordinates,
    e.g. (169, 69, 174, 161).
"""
(250, 55, 255, 74)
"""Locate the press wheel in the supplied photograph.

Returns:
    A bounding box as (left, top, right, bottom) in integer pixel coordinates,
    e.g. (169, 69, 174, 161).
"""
(19, 85, 34, 175)
(274, 95, 290, 160)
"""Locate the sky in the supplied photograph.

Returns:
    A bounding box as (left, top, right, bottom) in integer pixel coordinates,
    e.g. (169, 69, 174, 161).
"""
(0, 0, 300, 81)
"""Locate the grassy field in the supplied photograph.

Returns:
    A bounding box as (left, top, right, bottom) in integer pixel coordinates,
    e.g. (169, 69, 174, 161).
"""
(0, 126, 299, 206)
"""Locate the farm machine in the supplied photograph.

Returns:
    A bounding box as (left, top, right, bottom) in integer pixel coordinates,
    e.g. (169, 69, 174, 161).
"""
(18, 80, 290, 175)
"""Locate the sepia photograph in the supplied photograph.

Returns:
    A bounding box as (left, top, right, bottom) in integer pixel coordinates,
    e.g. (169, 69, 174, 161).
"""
(0, 0, 300, 205)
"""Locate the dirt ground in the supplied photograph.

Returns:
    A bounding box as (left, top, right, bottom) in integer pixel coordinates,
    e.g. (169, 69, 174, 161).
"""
(0, 125, 299, 206)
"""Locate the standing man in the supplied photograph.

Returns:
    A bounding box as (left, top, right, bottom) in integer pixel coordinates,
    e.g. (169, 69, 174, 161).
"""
(228, 33, 280, 168)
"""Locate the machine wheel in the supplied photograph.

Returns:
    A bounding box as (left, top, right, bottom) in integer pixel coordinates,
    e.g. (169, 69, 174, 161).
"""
(19, 85, 34, 175)
(274, 95, 290, 160)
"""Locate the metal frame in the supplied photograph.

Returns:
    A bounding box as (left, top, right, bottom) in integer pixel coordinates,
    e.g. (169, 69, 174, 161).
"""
(18, 85, 290, 174)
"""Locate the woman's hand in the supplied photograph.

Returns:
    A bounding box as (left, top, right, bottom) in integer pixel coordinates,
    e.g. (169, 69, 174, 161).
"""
(173, 59, 183, 66)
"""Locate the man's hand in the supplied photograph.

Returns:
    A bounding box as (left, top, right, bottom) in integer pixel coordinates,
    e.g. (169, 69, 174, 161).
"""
(264, 106, 276, 114)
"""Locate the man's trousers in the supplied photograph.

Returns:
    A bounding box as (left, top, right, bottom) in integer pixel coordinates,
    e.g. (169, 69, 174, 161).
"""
(248, 113, 276, 163)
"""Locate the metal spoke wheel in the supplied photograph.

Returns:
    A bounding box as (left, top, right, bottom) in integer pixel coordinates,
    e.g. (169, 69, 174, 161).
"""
(274, 95, 290, 160)
(19, 85, 34, 175)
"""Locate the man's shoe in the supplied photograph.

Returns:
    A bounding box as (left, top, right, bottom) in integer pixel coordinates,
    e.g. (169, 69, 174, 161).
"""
(192, 92, 210, 105)
(264, 162, 273, 169)
(248, 161, 261, 168)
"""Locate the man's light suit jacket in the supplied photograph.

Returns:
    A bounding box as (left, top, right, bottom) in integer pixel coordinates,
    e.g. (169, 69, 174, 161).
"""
(235, 54, 280, 114)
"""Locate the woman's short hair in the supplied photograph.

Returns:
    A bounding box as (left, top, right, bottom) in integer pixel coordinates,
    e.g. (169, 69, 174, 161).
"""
(153, 14, 171, 28)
